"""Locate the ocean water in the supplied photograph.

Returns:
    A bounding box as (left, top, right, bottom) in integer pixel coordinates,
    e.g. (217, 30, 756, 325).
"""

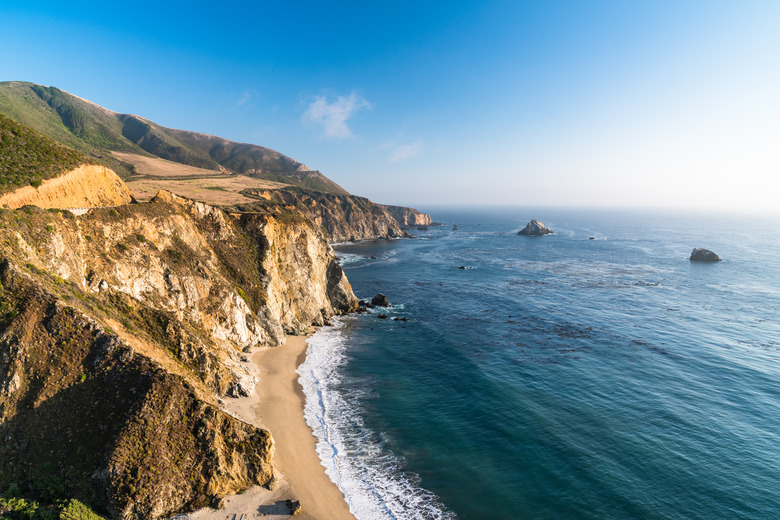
(297, 208, 780, 520)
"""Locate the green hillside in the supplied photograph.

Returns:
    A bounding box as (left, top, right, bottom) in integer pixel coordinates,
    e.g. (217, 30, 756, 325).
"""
(0, 113, 93, 192)
(0, 81, 348, 194)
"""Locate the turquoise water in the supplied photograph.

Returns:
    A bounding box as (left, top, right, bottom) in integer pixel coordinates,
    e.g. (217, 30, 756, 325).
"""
(299, 208, 780, 520)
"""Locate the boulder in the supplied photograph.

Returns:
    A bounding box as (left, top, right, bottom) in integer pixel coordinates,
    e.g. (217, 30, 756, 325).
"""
(378, 313, 388, 319)
(286, 499, 303, 515)
(372, 293, 390, 307)
(690, 248, 721, 262)
(518, 219, 553, 236)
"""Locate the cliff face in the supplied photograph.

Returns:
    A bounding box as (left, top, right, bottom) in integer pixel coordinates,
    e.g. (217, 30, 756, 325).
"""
(381, 204, 433, 227)
(234, 188, 434, 242)
(239, 212, 358, 340)
(0, 263, 275, 518)
(0, 191, 356, 518)
(0, 164, 134, 210)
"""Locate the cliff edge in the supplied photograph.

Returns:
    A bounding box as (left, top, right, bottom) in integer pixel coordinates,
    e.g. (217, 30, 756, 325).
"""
(0, 164, 134, 210)
(0, 191, 356, 518)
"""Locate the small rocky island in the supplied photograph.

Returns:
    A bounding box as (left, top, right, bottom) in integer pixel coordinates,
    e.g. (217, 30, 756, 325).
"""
(518, 219, 553, 236)
(690, 248, 721, 262)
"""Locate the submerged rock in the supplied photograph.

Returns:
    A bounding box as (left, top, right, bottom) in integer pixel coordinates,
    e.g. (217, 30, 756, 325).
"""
(378, 313, 388, 319)
(518, 219, 553, 236)
(690, 248, 721, 262)
(372, 293, 390, 307)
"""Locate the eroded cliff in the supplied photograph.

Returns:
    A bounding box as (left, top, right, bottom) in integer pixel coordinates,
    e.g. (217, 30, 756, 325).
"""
(381, 204, 433, 227)
(0, 191, 356, 518)
(0, 164, 134, 210)
(233, 187, 431, 242)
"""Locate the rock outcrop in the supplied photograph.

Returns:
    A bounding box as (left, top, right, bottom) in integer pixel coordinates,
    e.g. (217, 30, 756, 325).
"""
(381, 204, 433, 227)
(690, 248, 721, 262)
(239, 211, 358, 339)
(233, 188, 433, 242)
(518, 219, 553, 236)
(0, 164, 134, 210)
(371, 293, 390, 307)
(0, 189, 357, 518)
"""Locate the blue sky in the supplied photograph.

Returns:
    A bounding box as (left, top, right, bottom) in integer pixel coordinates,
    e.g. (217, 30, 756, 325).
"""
(2, 0, 779, 212)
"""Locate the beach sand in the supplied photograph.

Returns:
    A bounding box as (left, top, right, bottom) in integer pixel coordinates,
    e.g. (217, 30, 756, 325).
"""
(179, 334, 356, 520)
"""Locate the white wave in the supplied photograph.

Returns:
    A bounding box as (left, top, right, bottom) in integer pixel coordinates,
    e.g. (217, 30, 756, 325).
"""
(297, 319, 454, 520)
(336, 252, 368, 266)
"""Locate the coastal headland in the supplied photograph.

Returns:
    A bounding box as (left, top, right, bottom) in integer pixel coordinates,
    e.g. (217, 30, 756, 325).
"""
(0, 84, 431, 518)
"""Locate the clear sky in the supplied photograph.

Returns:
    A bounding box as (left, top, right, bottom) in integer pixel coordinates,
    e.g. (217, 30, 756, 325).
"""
(2, 0, 779, 212)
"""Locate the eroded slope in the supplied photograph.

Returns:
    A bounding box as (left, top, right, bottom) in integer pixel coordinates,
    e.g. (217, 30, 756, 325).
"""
(0, 192, 357, 518)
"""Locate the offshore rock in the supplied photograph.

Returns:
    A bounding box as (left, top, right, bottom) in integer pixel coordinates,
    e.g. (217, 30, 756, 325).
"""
(372, 293, 390, 307)
(518, 219, 553, 236)
(690, 248, 721, 262)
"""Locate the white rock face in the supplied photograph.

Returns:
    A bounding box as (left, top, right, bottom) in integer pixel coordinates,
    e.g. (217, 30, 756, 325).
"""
(9, 190, 357, 396)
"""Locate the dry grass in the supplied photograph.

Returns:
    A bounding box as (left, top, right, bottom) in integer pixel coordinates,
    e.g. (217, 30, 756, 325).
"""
(113, 152, 224, 177)
(116, 151, 290, 205)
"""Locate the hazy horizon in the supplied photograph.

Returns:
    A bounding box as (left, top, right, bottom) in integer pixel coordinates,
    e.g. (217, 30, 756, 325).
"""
(2, 1, 778, 213)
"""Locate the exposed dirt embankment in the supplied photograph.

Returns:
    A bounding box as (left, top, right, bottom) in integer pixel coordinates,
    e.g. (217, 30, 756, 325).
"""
(0, 191, 357, 518)
(0, 164, 134, 210)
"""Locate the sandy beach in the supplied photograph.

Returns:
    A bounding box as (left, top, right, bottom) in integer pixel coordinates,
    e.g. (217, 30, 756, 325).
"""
(181, 334, 356, 520)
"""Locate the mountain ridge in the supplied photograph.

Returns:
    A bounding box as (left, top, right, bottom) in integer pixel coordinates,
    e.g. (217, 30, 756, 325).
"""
(0, 81, 347, 194)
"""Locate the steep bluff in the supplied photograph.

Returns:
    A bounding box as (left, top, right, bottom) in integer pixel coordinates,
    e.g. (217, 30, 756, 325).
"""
(0, 191, 356, 518)
(381, 204, 433, 227)
(0, 164, 134, 210)
(234, 187, 433, 242)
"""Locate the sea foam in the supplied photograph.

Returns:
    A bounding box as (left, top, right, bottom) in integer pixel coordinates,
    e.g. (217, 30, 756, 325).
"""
(297, 319, 453, 520)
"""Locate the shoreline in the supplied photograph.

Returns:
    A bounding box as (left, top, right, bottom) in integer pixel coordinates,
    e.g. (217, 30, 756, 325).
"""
(180, 333, 356, 520)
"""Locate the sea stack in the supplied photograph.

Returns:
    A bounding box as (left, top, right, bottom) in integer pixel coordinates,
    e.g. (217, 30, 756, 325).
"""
(690, 248, 721, 262)
(372, 293, 391, 307)
(518, 219, 553, 236)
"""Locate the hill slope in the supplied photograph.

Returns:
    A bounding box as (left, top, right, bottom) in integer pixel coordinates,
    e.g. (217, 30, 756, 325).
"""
(0, 192, 357, 518)
(0, 112, 94, 192)
(0, 82, 347, 194)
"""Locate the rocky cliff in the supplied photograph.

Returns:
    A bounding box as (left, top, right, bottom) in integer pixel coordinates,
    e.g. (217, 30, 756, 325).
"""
(0, 190, 356, 518)
(0, 164, 134, 210)
(381, 204, 433, 227)
(233, 187, 432, 242)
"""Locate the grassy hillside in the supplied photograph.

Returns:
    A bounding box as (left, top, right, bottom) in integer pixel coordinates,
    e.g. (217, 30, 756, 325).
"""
(0, 82, 348, 194)
(0, 113, 93, 192)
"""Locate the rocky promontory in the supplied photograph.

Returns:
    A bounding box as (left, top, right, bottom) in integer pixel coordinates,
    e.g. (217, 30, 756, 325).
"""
(381, 204, 433, 228)
(0, 184, 357, 518)
(518, 219, 553, 236)
(234, 188, 433, 242)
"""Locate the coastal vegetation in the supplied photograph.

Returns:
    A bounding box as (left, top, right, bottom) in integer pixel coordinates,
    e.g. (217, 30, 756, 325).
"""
(0, 82, 347, 194)
(0, 114, 91, 193)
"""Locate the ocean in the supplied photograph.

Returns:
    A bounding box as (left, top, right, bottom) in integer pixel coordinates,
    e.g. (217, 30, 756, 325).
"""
(297, 207, 780, 520)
